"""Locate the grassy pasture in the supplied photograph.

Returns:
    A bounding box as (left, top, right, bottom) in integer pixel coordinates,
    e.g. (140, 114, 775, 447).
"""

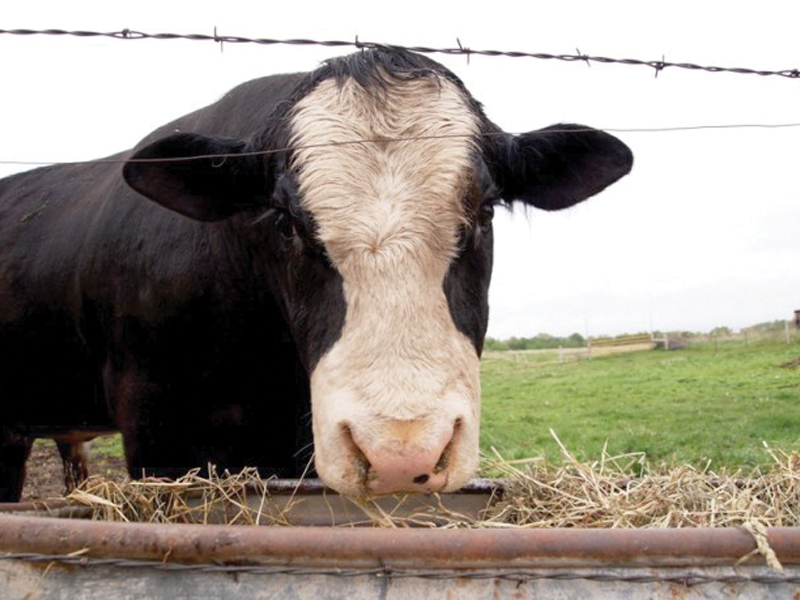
(479, 337, 800, 471)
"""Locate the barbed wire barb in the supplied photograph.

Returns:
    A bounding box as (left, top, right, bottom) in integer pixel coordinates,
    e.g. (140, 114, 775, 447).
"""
(456, 38, 471, 65)
(653, 55, 666, 79)
(576, 48, 591, 69)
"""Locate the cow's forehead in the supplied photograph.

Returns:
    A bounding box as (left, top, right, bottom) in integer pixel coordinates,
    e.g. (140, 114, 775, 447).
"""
(289, 74, 480, 274)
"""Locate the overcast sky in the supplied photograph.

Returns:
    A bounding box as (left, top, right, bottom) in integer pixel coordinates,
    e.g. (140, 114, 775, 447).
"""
(2, 1, 798, 339)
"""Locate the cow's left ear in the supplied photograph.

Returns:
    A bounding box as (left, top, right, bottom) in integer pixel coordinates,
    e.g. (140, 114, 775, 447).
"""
(123, 133, 267, 222)
(490, 124, 633, 211)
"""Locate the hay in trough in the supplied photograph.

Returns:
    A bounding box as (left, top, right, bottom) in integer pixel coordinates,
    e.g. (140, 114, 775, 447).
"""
(68, 431, 800, 531)
(69, 467, 298, 526)
(479, 431, 800, 530)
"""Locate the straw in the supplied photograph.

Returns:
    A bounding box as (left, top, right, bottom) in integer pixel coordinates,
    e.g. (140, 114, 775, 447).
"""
(68, 435, 799, 531)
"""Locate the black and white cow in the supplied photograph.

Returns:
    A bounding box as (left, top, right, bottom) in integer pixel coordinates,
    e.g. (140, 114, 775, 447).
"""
(0, 49, 632, 501)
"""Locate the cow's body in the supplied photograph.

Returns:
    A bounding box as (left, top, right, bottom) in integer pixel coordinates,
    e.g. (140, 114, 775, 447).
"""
(0, 50, 632, 501)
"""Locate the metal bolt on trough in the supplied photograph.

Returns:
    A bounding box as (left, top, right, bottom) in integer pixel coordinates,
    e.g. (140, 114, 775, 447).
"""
(1, 481, 799, 599)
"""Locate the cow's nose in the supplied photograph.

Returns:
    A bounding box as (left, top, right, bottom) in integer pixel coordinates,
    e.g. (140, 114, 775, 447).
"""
(344, 420, 459, 495)
(363, 446, 450, 495)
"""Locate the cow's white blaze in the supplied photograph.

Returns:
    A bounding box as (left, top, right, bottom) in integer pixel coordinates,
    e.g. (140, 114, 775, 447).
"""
(291, 73, 482, 496)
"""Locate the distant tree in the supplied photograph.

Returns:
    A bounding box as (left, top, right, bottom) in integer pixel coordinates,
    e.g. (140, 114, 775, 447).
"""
(483, 337, 509, 351)
(710, 326, 733, 337)
(567, 333, 586, 347)
(506, 337, 527, 351)
(743, 320, 787, 334)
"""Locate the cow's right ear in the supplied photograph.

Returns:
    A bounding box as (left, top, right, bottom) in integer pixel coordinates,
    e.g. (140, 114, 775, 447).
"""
(123, 133, 268, 222)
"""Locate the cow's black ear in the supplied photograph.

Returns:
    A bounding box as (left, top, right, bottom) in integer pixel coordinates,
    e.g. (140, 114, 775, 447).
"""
(123, 133, 267, 222)
(491, 124, 633, 211)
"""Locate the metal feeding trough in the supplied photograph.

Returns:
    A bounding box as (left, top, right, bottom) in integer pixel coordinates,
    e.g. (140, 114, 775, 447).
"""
(1, 479, 799, 599)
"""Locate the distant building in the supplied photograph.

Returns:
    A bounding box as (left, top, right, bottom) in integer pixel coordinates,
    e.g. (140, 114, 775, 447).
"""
(795, 309, 800, 331)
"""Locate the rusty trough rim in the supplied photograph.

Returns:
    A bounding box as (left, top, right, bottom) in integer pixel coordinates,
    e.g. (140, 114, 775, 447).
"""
(0, 478, 502, 513)
(1, 515, 799, 570)
(258, 477, 505, 494)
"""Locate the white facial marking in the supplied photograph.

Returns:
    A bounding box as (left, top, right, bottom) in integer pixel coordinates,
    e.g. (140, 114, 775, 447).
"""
(291, 73, 481, 496)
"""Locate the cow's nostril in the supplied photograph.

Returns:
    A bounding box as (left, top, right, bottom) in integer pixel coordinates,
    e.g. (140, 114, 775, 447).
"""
(433, 451, 449, 474)
(413, 474, 430, 485)
(341, 424, 371, 482)
(433, 418, 461, 474)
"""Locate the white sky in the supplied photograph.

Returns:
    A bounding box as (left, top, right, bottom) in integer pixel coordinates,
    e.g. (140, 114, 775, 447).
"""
(2, 1, 798, 339)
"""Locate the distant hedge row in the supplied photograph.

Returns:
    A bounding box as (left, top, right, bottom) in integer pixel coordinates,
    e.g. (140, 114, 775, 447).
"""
(485, 319, 793, 352)
(484, 333, 586, 352)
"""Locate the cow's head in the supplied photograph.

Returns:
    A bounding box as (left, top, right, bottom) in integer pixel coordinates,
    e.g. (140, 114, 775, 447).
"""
(123, 50, 632, 497)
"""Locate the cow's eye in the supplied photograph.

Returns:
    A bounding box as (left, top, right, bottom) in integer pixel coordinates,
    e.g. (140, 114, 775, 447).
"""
(272, 209, 297, 240)
(479, 202, 495, 227)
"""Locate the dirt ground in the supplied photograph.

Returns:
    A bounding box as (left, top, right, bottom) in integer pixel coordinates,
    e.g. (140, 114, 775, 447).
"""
(20, 439, 128, 502)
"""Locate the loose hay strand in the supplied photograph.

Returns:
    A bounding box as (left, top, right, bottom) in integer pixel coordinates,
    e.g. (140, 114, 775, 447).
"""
(741, 520, 784, 571)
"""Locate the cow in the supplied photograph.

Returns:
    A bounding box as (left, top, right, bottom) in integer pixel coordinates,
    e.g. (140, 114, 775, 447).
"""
(0, 48, 632, 502)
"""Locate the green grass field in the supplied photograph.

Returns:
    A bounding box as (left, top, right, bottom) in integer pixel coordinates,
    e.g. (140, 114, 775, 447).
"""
(480, 337, 800, 470)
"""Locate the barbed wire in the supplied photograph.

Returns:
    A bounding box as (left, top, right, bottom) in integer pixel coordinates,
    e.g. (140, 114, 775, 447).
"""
(1, 27, 799, 81)
(1, 29, 798, 170)
(1, 552, 798, 586)
(1, 122, 799, 169)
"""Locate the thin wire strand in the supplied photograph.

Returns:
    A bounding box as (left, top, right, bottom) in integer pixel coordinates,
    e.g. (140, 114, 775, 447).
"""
(0, 28, 798, 81)
(1, 123, 799, 169)
(2, 551, 799, 585)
